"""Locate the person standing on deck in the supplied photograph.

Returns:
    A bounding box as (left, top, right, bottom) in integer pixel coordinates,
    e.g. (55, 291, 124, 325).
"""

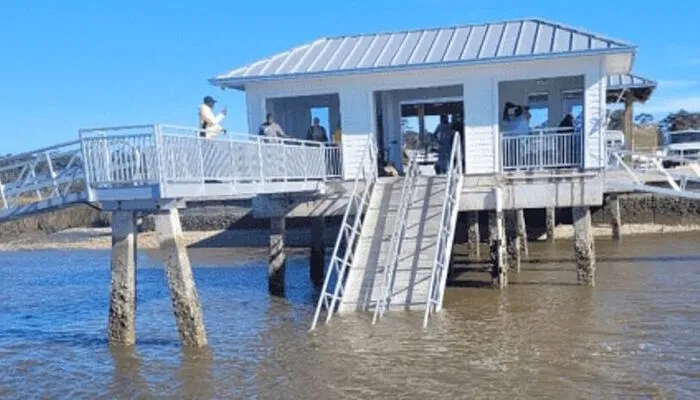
(433, 114, 454, 174)
(306, 117, 328, 143)
(258, 114, 288, 140)
(198, 96, 227, 138)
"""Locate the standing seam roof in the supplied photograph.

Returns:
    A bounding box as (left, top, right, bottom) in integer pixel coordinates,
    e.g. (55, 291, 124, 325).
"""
(212, 18, 635, 86)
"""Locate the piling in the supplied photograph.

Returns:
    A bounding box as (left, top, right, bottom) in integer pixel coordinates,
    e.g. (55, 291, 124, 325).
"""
(545, 207, 556, 243)
(154, 209, 208, 347)
(516, 209, 529, 257)
(488, 209, 507, 288)
(466, 211, 480, 259)
(269, 216, 286, 296)
(108, 211, 138, 346)
(572, 206, 596, 286)
(610, 195, 621, 241)
(310, 217, 325, 286)
(505, 210, 521, 273)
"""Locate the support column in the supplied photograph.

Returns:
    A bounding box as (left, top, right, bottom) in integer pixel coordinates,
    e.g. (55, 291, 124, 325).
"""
(154, 209, 207, 347)
(610, 195, 621, 241)
(623, 96, 634, 155)
(466, 211, 480, 259)
(269, 217, 286, 296)
(572, 207, 596, 286)
(310, 217, 325, 287)
(545, 207, 556, 243)
(108, 211, 138, 346)
(488, 210, 507, 288)
(516, 209, 529, 257)
(505, 210, 521, 273)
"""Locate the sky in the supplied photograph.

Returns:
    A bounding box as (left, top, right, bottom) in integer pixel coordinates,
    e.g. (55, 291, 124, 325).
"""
(1, 0, 699, 154)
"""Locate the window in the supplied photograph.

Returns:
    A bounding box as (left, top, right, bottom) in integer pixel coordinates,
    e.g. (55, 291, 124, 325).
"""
(527, 93, 549, 129)
(669, 131, 700, 144)
(562, 90, 584, 131)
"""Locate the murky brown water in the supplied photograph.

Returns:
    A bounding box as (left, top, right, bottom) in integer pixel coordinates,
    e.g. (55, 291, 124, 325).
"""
(1, 233, 699, 398)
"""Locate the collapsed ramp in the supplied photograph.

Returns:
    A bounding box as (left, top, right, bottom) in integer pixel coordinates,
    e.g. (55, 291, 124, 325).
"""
(339, 176, 448, 313)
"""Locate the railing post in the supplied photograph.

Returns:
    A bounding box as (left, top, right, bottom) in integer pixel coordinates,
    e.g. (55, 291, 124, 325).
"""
(258, 138, 265, 187)
(538, 129, 544, 170)
(153, 124, 167, 196)
(0, 180, 6, 209)
(45, 152, 58, 197)
(197, 136, 205, 187)
(78, 130, 93, 197)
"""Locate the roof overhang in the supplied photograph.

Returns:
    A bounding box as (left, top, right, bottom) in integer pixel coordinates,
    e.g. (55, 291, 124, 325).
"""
(606, 74, 657, 104)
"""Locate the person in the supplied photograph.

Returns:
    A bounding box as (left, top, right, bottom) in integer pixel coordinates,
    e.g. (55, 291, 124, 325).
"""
(332, 124, 342, 145)
(198, 96, 227, 138)
(433, 114, 454, 174)
(306, 117, 328, 143)
(258, 114, 288, 139)
(559, 113, 574, 132)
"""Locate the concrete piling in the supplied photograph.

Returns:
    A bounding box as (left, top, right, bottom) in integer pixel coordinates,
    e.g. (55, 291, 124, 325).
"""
(545, 207, 556, 243)
(108, 211, 138, 346)
(610, 195, 621, 241)
(269, 216, 286, 296)
(466, 211, 480, 259)
(310, 217, 325, 286)
(505, 210, 521, 273)
(516, 209, 529, 257)
(488, 210, 507, 288)
(572, 206, 596, 286)
(154, 209, 208, 347)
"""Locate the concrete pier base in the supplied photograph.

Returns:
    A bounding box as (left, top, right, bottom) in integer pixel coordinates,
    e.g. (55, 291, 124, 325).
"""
(108, 211, 138, 346)
(545, 207, 556, 243)
(310, 217, 325, 286)
(488, 210, 507, 288)
(516, 209, 529, 257)
(572, 207, 596, 286)
(155, 209, 208, 347)
(610, 195, 621, 241)
(269, 217, 286, 296)
(466, 211, 480, 259)
(505, 211, 521, 273)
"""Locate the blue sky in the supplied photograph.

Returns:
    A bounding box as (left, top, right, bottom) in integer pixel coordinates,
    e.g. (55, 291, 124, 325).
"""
(1, 0, 699, 154)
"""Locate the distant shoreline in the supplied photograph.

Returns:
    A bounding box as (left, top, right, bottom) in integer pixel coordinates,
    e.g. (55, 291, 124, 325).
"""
(2, 223, 700, 252)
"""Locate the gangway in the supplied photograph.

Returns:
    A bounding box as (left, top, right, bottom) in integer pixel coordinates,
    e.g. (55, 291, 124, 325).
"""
(606, 149, 700, 200)
(310, 135, 463, 330)
(0, 124, 341, 222)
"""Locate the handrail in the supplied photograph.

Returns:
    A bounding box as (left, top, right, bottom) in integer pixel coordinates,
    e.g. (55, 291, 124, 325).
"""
(310, 134, 378, 331)
(423, 133, 463, 328)
(372, 153, 420, 323)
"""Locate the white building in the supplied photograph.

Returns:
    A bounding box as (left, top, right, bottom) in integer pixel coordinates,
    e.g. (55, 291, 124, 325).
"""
(210, 18, 644, 209)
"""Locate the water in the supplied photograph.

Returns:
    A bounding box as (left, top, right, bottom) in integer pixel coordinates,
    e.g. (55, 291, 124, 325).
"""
(1, 234, 699, 398)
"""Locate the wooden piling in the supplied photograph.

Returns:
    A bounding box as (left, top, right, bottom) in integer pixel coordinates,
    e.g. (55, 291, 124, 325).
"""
(108, 211, 138, 346)
(466, 211, 480, 259)
(269, 216, 286, 296)
(310, 217, 325, 286)
(545, 207, 556, 243)
(572, 206, 596, 286)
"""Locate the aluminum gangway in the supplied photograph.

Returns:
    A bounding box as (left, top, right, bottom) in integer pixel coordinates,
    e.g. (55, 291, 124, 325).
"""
(0, 124, 342, 222)
(310, 135, 463, 330)
(606, 149, 700, 200)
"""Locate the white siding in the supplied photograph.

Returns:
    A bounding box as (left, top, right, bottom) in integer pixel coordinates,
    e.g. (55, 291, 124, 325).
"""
(340, 88, 373, 179)
(245, 92, 264, 135)
(463, 78, 497, 174)
(341, 134, 371, 180)
(584, 61, 606, 169)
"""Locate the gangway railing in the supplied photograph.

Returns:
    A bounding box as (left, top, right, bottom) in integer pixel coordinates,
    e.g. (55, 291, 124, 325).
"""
(310, 135, 378, 331)
(372, 152, 419, 324)
(0, 140, 85, 211)
(423, 133, 463, 328)
(607, 149, 700, 192)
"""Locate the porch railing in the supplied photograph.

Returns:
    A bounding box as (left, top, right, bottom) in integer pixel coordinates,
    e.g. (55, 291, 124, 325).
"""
(501, 128, 582, 171)
(79, 124, 343, 190)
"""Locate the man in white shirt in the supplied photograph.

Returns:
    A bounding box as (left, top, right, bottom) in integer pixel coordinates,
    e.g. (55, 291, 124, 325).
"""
(198, 96, 227, 138)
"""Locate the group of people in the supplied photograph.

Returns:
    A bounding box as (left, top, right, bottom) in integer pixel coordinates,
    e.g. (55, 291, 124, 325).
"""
(502, 101, 576, 133)
(197, 95, 340, 144)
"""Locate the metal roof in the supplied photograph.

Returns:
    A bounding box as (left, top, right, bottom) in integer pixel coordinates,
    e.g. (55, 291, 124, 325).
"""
(211, 18, 635, 88)
(607, 74, 656, 91)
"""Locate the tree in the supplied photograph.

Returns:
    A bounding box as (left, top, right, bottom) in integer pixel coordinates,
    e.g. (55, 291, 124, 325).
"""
(635, 113, 654, 126)
(658, 110, 700, 132)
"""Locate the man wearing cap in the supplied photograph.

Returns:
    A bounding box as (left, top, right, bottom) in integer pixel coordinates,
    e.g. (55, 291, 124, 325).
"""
(198, 96, 227, 138)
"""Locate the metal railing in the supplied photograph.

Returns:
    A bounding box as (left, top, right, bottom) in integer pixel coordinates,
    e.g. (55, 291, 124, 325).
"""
(372, 150, 420, 324)
(607, 148, 700, 192)
(310, 135, 378, 331)
(501, 128, 582, 171)
(0, 140, 85, 210)
(423, 133, 463, 328)
(79, 124, 343, 191)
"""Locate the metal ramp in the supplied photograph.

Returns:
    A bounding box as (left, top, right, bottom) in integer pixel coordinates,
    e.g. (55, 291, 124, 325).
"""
(310, 135, 463, 330)
(606, 150, 700, 200)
